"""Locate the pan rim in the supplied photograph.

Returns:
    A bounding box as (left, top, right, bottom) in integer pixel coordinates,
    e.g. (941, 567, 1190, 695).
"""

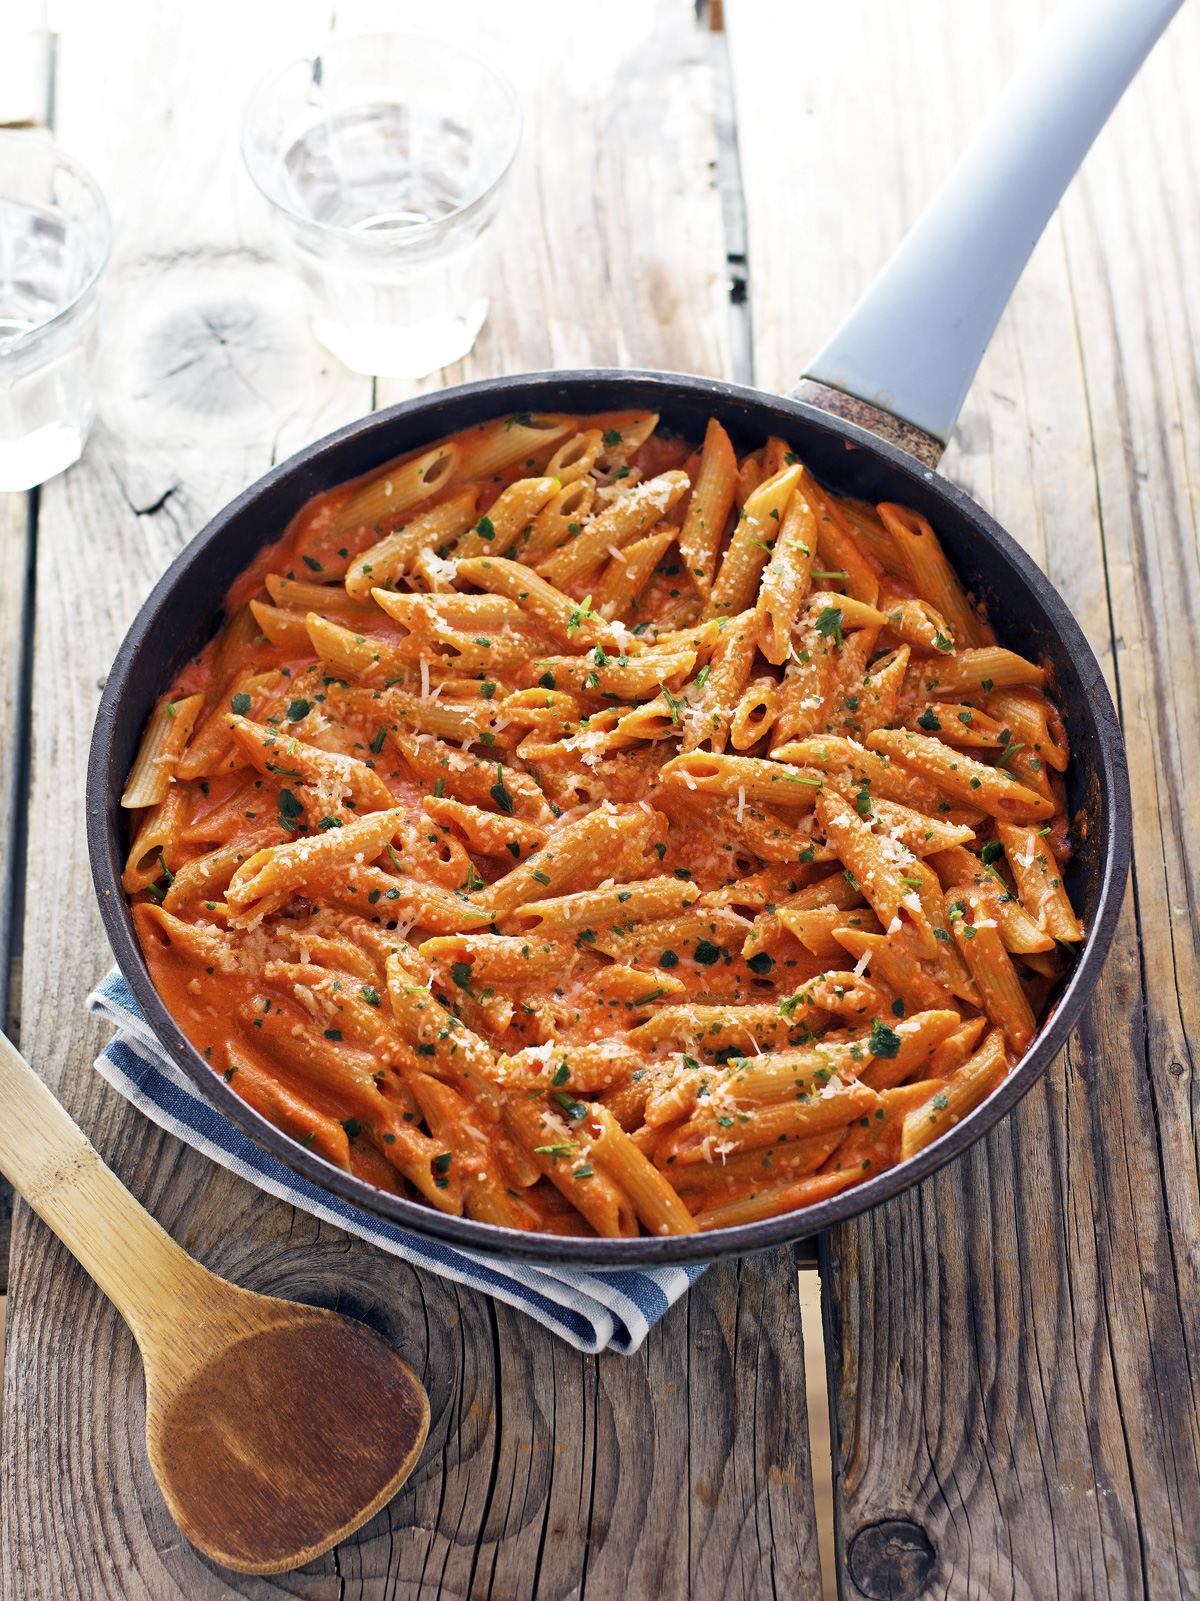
(86, 367, 1132, 1268)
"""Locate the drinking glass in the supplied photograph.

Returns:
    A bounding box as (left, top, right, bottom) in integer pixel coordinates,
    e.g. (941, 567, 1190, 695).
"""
(0, 133, 111, 491)
(242, 32, 522, 381)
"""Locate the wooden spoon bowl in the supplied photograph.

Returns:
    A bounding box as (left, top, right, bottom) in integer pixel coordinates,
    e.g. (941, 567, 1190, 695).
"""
(0, 1028, 429, 1575)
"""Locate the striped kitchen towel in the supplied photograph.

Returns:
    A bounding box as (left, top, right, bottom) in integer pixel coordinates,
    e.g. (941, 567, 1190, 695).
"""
(87, 968, 703, 1354)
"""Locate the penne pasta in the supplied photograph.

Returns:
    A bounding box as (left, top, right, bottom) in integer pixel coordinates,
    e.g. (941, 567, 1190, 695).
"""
(343, 487, 481, 597)
(331, 441, 461, 540)
(535, 471, 690, 587)
(121, 693, 204, 809)
(126, 406, 1081, 1238)
(677, 417, 737, 599)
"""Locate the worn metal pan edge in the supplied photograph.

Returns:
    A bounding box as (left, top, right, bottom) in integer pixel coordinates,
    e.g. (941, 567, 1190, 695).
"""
(86, 369, 1133, 1267)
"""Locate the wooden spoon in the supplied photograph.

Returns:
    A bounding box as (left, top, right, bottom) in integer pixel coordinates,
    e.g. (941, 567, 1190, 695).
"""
(0, 1027, 430, 1575)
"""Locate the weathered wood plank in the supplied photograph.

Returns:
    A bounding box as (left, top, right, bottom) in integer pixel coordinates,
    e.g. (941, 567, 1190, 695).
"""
(2, 3, 819, 1597)
(727, 1, 1200, 1596)
(0, 494, 29, 1295)
(0, 0, 51, 1303)
(375, 0, 730, 407)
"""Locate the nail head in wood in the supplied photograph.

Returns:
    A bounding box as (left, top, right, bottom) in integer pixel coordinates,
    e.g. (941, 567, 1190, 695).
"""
(846, 1518, 936, 1600)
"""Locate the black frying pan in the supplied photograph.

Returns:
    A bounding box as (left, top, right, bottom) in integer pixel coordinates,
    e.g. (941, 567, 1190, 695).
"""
(86, 0, 1173, 1265)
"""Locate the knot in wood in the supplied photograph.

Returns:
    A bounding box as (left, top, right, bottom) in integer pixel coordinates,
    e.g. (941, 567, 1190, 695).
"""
(846, 1518, 936, 1600)
(1168, 1061, 1185, 1076)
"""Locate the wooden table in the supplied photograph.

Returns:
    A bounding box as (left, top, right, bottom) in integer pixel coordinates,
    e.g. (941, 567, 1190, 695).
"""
(2, 3, 1198, 1596)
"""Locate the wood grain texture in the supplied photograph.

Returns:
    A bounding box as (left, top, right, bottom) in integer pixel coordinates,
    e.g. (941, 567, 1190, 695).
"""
(726, 2, 1200, 1596)
(1, 3, 818, 1597)
(0, 494, 29, 1294)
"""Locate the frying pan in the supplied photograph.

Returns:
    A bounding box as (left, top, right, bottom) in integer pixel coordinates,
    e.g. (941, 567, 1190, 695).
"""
(86, 0, 1174, 1265)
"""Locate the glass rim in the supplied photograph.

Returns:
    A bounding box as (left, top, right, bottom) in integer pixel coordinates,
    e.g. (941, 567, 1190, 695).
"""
(0, 129, 112, 356)
(240, 28, 524, 245)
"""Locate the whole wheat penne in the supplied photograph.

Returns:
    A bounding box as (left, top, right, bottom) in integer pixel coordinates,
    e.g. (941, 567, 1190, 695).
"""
(680, 611, 757, 754)
(730, 676, 783, 751)
(800, 470, 880, 605)
(588, 1105, 699, 1235)
(900, 1029, 1009, 1160)
(832, 928, 958, 1013)
(266, 573, 380, 617)
(304, 614, 411, 681)
(226, 715, 395, 816)
(857, 1010, 965, 1091)
(877, 502, 984, 646)
(945, 886, 1037, 1052)
(692, 1167, 863, 1230)
(162, 829, 284, 911)
(770, 624, 836, 749)
(389, 729, 546, 816)
(778, 903, 884, 961)
(332, 441, 461, 539)
(821, 784, 975, 857)
(595, 526, 675, 622)
(926, 1016, 988, 1079)
(422, 795, 547, 860)
(627, 1002, 825, 1053)
(903, 701, 1010, 748)
(121, 692, 204, 809)
(529, 646, 696, 699)
(451, 414, 572, 484)
(248, 602, 313, 649)
(867, 728, 1054, 822)
(657, 1077, 879, 1165)
(504, 1095, 636, 1236)
(816, 790, 937, 953)
(535, 471, 690, 587)
(677, 417, 737, 599)
(671, 1130, 845, 1207)
(756, 486, 818, 662)
(342, 487, 481, 596)
(986, 687, 1069, 771)
(592, 907, 752, 965)
(662, 750, 824, 809)
(836, 496, 906, 575)
(706, 463, 801, 619)
(776, 735, 949, 814)
(589, 410, 660, 463)
(122, 783, 193, 892)
(927, 844, 1054, 954)
(545, 429, 604, 487)
(498, 1041, 645, 1095)
(225, 807, 405, 918)
(499, 876, 695, 937)
(222, 1041, 352, 1169)
(452, 476, 560, 560)
(996, 822, 1083, 941)
(879, 596, 955, 654)
(515, 478, 596, 563)
(453, 555, 621, 651)
(421, 933, 580, 980)
(902, 645, 1044, 702)
(477, 805, 657, 917)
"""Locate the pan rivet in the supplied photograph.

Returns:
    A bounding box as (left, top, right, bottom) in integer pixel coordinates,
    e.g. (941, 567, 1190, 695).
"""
(847, 1519, 935, 1600)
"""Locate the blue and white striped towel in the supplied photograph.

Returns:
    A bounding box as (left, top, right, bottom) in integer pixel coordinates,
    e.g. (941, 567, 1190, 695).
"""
(87, 969, 704, 1354)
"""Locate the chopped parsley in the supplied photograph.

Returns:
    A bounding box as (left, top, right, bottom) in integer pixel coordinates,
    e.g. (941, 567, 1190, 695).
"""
(868, 1019, 902, 1059)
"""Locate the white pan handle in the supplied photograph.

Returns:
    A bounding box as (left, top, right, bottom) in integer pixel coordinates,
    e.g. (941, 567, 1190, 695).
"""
(801, 0, 1184, 448)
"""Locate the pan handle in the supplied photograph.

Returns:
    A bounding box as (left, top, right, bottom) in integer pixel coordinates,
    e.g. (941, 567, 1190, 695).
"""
(793, 0, 1184, 467)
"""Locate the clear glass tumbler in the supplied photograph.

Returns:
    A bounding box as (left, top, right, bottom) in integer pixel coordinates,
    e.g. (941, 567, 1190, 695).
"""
(0, 132, 111, 491)
(242, 32, 522, 381)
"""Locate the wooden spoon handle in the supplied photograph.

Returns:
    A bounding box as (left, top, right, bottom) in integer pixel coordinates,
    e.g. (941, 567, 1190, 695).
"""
(0, 1028, 215, 1347)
